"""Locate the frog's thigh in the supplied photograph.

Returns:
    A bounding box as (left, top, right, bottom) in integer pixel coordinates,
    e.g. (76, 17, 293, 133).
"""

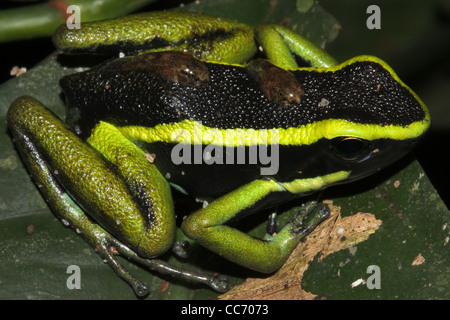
(7, 96, 175, 258)
(88, 121, 177, 255)
(182, 180, 304, 273)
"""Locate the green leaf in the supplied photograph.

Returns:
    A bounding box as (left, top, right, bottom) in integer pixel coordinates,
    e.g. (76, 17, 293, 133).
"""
(182, 0, 340, 46)
(297, 0, 314, 13)
(302, 158, 450, 299)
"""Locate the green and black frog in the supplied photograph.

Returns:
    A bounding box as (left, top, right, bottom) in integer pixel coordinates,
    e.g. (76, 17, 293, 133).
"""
(7, 11, 430, 296)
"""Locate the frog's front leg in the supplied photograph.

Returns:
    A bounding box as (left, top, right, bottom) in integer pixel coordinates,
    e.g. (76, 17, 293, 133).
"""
(182, 180, 330, 273)
(7, 96, 228, 295)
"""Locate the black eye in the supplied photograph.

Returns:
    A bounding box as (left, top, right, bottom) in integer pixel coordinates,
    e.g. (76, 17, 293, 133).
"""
(331, 137, 371, 161)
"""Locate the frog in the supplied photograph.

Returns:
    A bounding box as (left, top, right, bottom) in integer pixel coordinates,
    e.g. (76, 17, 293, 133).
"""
(7, 11, 430, 296)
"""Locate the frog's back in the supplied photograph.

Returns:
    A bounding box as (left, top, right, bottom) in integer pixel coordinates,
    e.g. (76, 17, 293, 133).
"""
(61, 51, 295, 137)
(61, 51, 425, 136)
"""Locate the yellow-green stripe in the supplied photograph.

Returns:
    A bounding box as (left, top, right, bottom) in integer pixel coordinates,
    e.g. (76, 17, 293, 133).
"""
(117, 116, 429, 148)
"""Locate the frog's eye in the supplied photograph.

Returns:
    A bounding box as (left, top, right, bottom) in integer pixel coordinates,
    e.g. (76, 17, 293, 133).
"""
(330, 137, 371, 162)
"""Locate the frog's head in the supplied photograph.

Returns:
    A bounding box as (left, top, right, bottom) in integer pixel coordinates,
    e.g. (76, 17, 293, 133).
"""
(277, 56, 430, 188)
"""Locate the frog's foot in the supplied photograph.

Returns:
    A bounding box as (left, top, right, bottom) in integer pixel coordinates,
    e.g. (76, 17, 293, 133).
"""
(263, 201, 329, 244)
(95, 234, 229, 296)
(58, 217, 154, 296)
(287, 201, 331, 238)
(94, 241, 150, 297)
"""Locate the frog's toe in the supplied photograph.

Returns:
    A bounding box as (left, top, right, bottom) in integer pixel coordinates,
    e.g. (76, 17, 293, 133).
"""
(133, 282, 151, 297)
(292, 202, 331, 237)
(95, 242, 151, 297)
(172, 240, 190, 259)
(210, 274, 230, 293)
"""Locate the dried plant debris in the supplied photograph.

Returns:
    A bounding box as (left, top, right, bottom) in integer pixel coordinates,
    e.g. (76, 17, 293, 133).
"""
(411, 253, 425, 266)
(220, 200, 382, 300)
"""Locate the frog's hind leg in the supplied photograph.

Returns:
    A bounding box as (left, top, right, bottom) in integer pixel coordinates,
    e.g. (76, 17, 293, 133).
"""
(7, 97, 150, 295)
(7, 96, 228, 295)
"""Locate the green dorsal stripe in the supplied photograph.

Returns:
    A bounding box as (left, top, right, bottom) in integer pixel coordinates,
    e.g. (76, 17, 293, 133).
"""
(116, 116, 430, 147)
